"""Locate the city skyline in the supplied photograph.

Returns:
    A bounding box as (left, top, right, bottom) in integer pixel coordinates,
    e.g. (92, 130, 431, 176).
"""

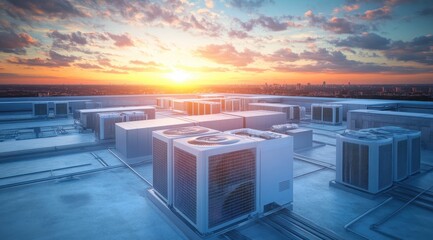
(0, 0, 432, 85)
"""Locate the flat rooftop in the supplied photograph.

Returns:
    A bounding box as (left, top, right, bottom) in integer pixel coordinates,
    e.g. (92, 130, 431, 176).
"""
(1, 95, 433, 240)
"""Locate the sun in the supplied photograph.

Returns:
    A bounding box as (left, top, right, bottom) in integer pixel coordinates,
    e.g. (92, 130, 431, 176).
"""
(166, 69, 190, 83)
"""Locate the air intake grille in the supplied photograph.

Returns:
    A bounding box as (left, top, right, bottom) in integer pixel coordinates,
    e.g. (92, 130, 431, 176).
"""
(342, 142, 369, 190)
(293, 106, 300, 120)
(34, 104, 48, 116)
(153, 138, 168, 201)
(336, 107, 340, 122)
(411, 138, 421, 173)
(55, 103, 68, 115)
(312, 106, 322, 121)
(396, 140, 408, 180)
(378, 144, 392, 189)
(174, 147, 197, 224)
(208, 149, 256, 228)
(323, 107, 333, 122)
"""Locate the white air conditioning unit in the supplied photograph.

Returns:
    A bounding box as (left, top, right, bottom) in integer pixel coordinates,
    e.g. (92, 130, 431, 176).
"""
(97, 112, 124, 140)
(380, 126, 421, 175)
(311, 104, 343, 125)
(173, 134, 258, 234)
(336, 130, 393, 194)
(224, 98, 241, 112)
(121, 111, 147, 122)
(156, 97, 174, 109)
(152, 126, 220, 206)
(224, 128, 293, 214)
(360, 128, 409, 182)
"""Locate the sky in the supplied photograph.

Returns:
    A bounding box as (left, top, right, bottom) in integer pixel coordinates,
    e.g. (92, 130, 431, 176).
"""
(0, 0, 432, 85)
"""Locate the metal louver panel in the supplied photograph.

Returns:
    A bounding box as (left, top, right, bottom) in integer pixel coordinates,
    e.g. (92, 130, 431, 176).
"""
(293, 106, 300, 120)
(342, 142, 369, 190)
(323, 107, 333, 123)
(208, 149, 256, 228)
(153, 138, 168, 201)
(378, 144, 392, 189)
(396, 140, 408, 180)
(411, 138, 421, 174)
(312, 106, 322, 121)
(34, 104, 48, 116)
(55, 103, 68, 115)
(174, 147, 197, 224)
(336, 107, 340, 122)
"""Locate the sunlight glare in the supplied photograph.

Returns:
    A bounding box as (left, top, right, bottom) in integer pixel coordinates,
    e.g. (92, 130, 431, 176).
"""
(166, 69, 190, 83)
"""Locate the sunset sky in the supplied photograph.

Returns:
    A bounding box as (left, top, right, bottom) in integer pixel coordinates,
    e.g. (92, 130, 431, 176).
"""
(0, 0, 432, 85)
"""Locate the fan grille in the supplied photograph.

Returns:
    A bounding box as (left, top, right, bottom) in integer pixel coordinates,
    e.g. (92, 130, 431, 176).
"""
(188, 135, 240, 146)
(163, 126, 209, 136)
(208, 148, 256, 228)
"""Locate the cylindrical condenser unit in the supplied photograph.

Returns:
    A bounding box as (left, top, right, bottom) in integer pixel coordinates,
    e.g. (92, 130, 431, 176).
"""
(336, 130, 393, 194)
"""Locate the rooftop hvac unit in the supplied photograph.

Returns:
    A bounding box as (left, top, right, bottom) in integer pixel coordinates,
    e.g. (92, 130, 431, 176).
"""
(224, 128, 293, 214)
(96, 112, 123, 140)
(152, 126, 220, 205)
(156, 97, 174, 109)
(177, 114, 243, 132)
(85, 101, 102, 109)
(336, 130, 393, 194)
(55, 102, 69, 116)
(380, 126, 421, 175)
(173, 99, 187, 113)
(224, 98, 241, 112)
(360, 128, 409, 182)
(188, 101, 221, 115)
(270, 124, 313, 150)
(240, 96, 282, 111)
(224, 110, 287, 131)
(121, 111, 147, 122)
(33, 102, 48, 117)
(173, 134, 258, 234)
(311, 104, 343, 125)
(248, 103, 301, 121)
(115, 118, 194, 161)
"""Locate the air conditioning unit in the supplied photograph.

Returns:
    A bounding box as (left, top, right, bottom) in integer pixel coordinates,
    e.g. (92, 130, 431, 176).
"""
(360, 128, 409, 182)
(156, 97, 174, 109)
(152, 126, 220, 206)
(188, 101, 221, 115)
(270, 124, 312, 151)
(224, 98, 241, 112)
(311, 104, 343, 125)
(224, 128, 293, 214)
(336, 130, 393, 194)
(380, 126, 421, 175)
(121, 111, 147, 122)
(224, 110, 287, 131)
(173, 134, 258, 234)
(55, 102, 69, 116)
(248, 103, 302, 121)
(96, 112, 124, 140)
(115, 118, 194, 161)
(382, 126, 421, 175)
